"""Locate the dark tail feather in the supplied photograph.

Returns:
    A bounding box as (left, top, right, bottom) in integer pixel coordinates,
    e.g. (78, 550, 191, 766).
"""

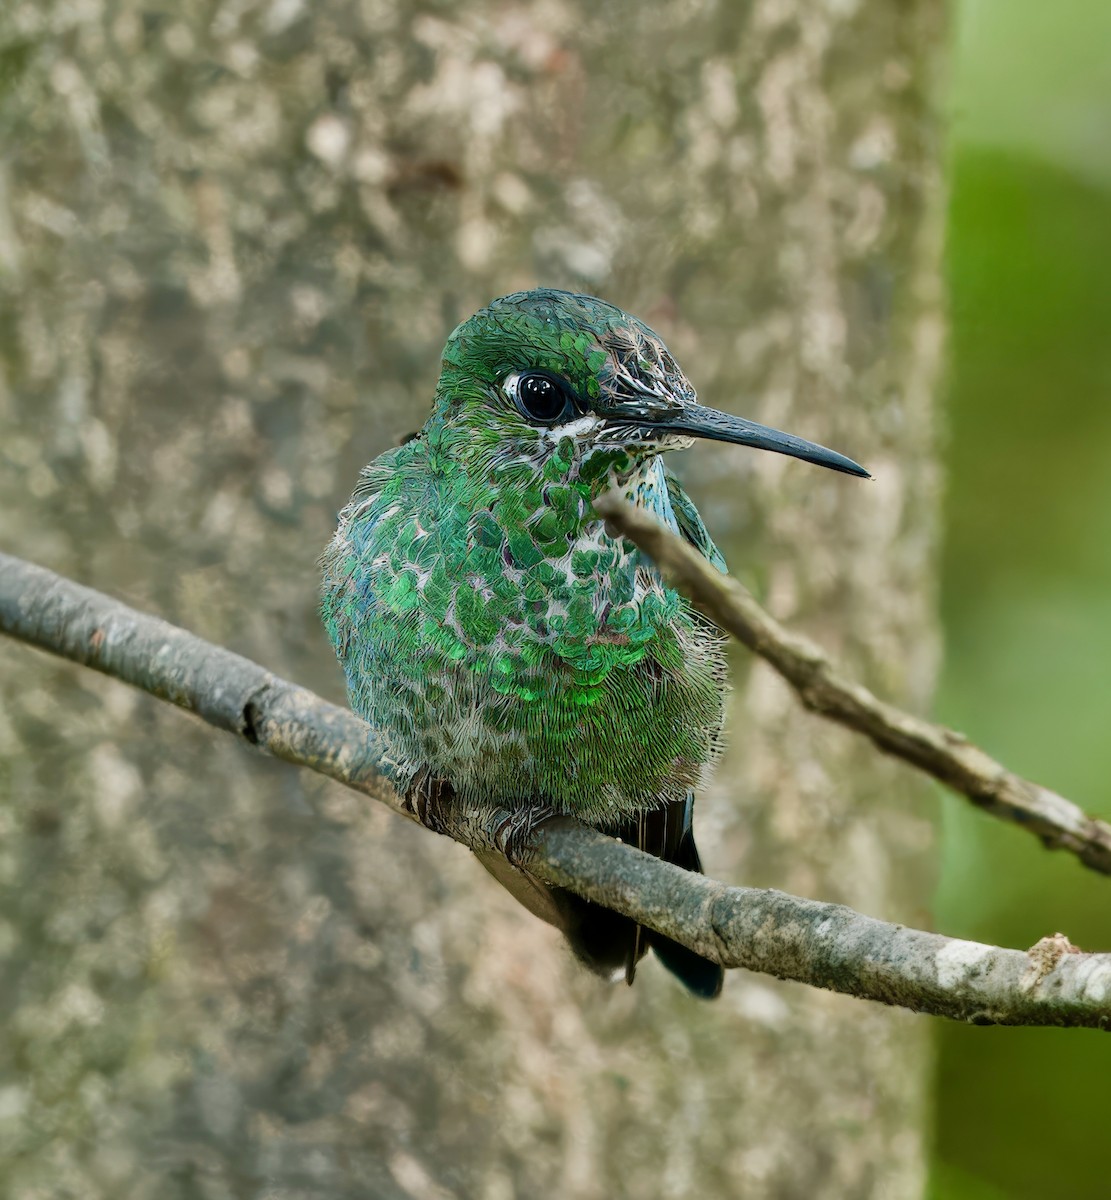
(521, 883, 723, 998)
(613, 797, 724, 998)
(475, 799, 724, 998)
(475, 849, 642, 978)
(637, 802, 724, 998)
(625, 811, 647, 985)
(648, 932, 724, 998)
(561, 894, 644, 977)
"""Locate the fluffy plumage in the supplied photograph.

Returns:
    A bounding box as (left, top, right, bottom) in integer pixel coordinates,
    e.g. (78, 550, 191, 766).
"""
(322, 289, 733, 996)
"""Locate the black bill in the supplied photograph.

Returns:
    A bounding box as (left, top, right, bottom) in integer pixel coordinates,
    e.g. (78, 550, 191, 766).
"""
(629, 402, 870, 478)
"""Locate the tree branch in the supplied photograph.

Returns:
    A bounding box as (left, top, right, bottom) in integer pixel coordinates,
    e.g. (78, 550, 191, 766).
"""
(1, 548, 1109, 1030)
(594, 494, 1111, 877)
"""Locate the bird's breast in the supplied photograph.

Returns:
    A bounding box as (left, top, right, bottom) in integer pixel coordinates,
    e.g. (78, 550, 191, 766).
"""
(322, 449, 727, 817)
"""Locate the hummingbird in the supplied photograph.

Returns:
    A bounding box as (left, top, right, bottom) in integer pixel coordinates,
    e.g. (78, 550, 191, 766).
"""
(321, 289, 868, 998)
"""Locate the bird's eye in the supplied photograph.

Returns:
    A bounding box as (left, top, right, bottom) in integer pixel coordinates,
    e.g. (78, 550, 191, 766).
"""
(513, 371, 577, 426)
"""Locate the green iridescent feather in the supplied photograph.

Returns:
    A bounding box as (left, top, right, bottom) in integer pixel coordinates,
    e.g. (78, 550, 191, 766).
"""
(321, 288, 866, 997)
(321, 291, 728, 829)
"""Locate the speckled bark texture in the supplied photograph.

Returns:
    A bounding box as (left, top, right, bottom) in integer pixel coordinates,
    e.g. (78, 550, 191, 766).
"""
(0, 3, 944, 1198)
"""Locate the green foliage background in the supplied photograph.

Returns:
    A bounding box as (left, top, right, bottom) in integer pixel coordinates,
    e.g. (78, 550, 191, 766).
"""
(934, 2, 1111, 1195)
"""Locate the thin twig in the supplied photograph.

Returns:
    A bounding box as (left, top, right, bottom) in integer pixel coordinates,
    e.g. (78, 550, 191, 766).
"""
(594, 494, 1111, 876)
(1, 549, 1109, 1029)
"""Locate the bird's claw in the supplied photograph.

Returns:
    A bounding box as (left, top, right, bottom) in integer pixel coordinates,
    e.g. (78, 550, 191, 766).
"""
(406, 771, 554, 864)
(491, 804, 556, 866)
(405, 768, 455, 835)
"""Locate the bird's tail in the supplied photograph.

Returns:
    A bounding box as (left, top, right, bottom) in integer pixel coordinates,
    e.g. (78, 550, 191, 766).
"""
(475, 796, 723, 998)
(630, 805, 724, 999)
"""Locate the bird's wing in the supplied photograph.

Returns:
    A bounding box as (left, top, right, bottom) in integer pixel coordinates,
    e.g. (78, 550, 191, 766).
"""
(663, 467, 727, 572)
(320, 441, 428, 686)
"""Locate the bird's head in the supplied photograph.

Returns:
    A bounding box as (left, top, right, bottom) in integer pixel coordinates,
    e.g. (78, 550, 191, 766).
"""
(424, 289, 869, 487)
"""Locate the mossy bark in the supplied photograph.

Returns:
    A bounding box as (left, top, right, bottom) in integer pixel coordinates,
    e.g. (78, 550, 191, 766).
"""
(0, 2, 944, 1196)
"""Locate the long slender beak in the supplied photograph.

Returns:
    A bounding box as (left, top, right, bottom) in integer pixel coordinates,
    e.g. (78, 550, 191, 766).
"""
(634, 402, 871, 478)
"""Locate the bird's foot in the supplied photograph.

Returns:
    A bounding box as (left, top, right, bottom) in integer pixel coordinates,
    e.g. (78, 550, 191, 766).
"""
(404, 768, 456, 836)
(491, 804, 556, 866)
(404, 772, 555, 863)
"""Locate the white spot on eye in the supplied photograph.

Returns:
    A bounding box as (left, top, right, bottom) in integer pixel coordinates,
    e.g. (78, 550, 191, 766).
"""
(500, 372, 600, 441)
(545, 415, 600, 441)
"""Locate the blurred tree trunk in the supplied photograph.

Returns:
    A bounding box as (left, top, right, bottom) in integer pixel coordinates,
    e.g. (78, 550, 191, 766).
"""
(0, 2, 944, 1197)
